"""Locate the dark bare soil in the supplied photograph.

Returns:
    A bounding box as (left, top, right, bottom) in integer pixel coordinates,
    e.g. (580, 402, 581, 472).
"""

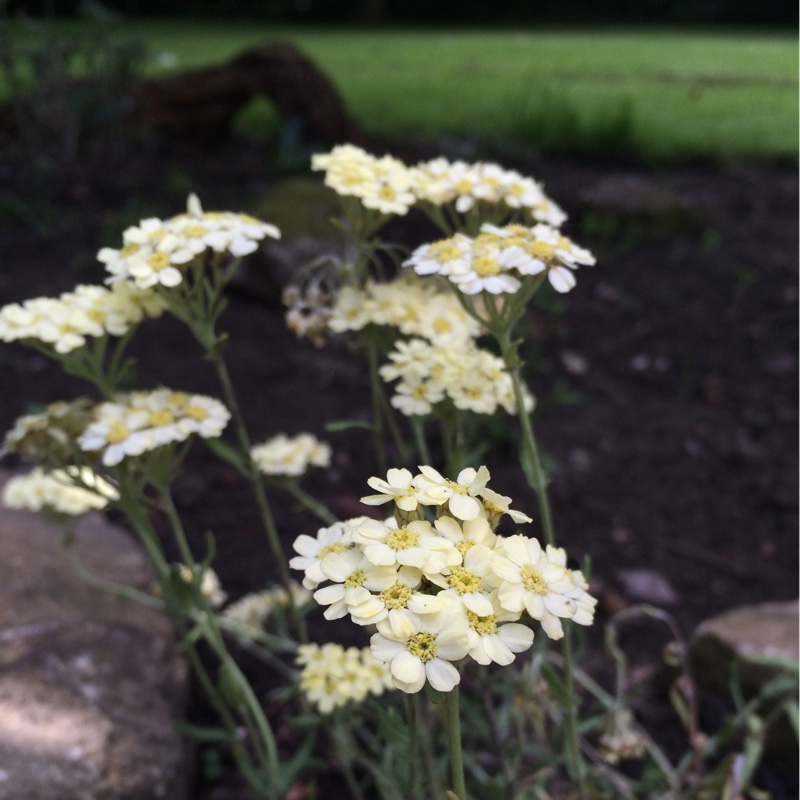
(0, 139, 796, 798)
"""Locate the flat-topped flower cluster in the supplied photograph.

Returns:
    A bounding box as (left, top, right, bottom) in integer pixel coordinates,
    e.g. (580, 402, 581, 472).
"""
(296, 642, 394, 714)
(328, 276, 481, 345)
(324, 274, 532, 417)
(405, 223, 596, 296)
(379, 337, 533, 417)
(291, 466, 596, 694)
(2, 465, 118, 516)
(0, 282, 165, 354)
(100, 194, 280, 290)
(222, 582, 312, 637)
(250, 433, 332, 478)
(78, 388, 231, 466)
(312, 144, 566, 225)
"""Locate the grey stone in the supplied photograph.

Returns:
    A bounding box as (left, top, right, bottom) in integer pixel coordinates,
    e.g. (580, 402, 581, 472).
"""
(691, 600, 798, 694)
(690, 600, 799, 767)
(0, 470, 191, 800)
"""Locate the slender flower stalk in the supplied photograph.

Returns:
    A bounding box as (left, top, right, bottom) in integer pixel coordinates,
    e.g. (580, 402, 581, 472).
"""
(446, 686, 467, 800)
(209, 349, 308, 642)
(281, 479, 338, 526)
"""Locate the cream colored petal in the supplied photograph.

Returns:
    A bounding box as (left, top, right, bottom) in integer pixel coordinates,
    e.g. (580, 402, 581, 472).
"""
(425, 658, 460, 692)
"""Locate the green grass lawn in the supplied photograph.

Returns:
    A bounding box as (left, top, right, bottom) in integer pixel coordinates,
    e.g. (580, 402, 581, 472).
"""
(7, 21, 798, 160)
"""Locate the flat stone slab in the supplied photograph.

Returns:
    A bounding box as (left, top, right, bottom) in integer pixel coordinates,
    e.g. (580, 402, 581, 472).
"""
(691, 599, 799, 692)
(0, 470, 190, 800)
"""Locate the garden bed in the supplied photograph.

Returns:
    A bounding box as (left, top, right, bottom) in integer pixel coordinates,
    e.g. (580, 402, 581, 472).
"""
(0, 138, 796, 798)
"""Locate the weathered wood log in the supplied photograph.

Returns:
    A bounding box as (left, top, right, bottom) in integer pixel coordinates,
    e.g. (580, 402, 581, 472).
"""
(134, 42, 369, 146)
(1, 42, 370, 147)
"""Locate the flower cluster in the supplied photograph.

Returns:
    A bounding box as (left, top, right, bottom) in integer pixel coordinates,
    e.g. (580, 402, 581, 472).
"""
(250, 433, 332, 478)
(296, 642, 394, 713)
(0, 282, 165, 354)
(380, 337, 533, 417)
(292, 467, 596, 693)
(2, 399, 95, 468)
(406, 223, 595, 296)
(327, 276, 481, 345)
(412, 157, 567, 226)
(311, 144, 416, 216)
(311, 144, 565, 225)
(100, 194, 280, 290)
(2, 466, 118, 516)
(78, 388, 230, 466)
(222, 582, 312, 636)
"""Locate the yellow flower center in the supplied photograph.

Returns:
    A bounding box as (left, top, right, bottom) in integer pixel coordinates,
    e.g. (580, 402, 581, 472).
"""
(185, 405, 210, 422)
(472, 255, 500, 277)
(454, 179, 474, 195)
(466, 610, 498, 636)
(168, 392, 190, 407)
(447, 566, 482, 595)
(106, 423, 130, 444)
(520, 564, 548, 595)
(432, 318, 452, 334)
(378, 185, 397, 201)
(119, 243, 140, 257)
(319, 541, 348, 559)
(344, 569, 367, 589)
(184, 224, 208, 238)
(386, 528, 420, 551)
(149, 410, 174, 427)
(148, 252, 172, 272)
(528, 241, 556, 260)
(379, 582, 412, 610)
(445, 480, 468, 495)
(456, 540, 475, 558)
(406, 632, 437, 662)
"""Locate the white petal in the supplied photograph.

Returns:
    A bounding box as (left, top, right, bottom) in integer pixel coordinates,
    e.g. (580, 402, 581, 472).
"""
(544, 594, 578, 618)
(425, 658, 460, 692)
(548, 266, 577, 293)
(463, 592, 494, 617)
(540, 612, 565, 640)
(482, 635, 515, 666)
(449, 493, 482, 521)
(491, 555, 521, 583)
(498, 623, 535, 653)
(313, 584, 344, 606)
(391, 652, 425, 684)
(369, 633, 406, 662)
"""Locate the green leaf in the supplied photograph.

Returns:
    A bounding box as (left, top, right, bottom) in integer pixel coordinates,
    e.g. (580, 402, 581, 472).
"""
(325, 419, 375, 432)
(172, 719, 235, 743)
(540, 662, 571, 706)
(204, 437, 250, 474)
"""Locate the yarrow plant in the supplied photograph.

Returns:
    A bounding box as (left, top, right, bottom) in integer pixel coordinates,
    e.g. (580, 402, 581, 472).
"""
(1, 142, 774, 800)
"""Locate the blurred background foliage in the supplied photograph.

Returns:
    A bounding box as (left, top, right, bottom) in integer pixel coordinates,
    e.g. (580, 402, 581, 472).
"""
(4, 0, 798, 26)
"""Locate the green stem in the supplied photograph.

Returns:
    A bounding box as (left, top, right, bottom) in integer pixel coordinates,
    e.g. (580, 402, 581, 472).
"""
(445, 686, 467, 800)
(283, 480, 337, 525)
(405, 694, 418, 799)
(560, 628, 588, 797)
(66, 543, 164, 609)
(210, 351, 307, 643)
(366, 337, 388, 475)
(494, 332, 587, 797)
(161, 492, 283, 797)
(415, 692, 441, 799)
(117, 477, 274, 796)
(497, 333, 555, 547)
(410, 417, 431, 467)
(331, 717, 366, 800)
